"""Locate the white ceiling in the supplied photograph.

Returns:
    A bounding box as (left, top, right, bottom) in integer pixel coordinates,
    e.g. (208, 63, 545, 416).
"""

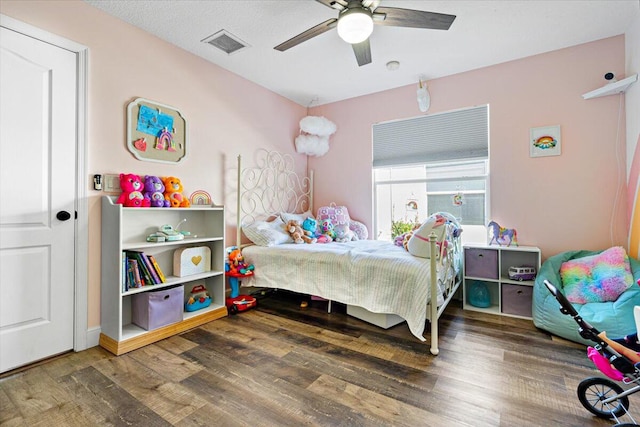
(84, 0, 639, 107)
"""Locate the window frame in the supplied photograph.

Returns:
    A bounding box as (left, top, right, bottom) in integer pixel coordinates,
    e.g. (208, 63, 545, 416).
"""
(373, 160, 490, 242)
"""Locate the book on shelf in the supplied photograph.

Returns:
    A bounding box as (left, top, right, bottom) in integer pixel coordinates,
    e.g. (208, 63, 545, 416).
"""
(146, 254, 167, 283)
(122, 252, 128, 292)
(126, 258, 135, 290)
(141, 253, 161, 284)
(123, 250, 167, 292)
(125, 250, 156, 286)
(128, 258, 143, 288)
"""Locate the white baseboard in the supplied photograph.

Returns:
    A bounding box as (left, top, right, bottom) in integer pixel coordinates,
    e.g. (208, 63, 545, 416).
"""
(85, 326, 101, 348)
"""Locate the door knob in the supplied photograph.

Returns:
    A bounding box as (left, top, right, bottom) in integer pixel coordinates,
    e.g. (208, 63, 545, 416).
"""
(56, 211, 71, 221)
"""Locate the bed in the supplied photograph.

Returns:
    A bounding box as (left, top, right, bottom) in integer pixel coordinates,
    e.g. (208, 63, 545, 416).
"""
(235, 150, 462, 355)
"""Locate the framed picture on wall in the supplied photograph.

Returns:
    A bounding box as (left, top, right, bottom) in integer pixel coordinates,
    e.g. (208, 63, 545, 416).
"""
(530, 125, 561, 158)
(126, 98, 188, 163)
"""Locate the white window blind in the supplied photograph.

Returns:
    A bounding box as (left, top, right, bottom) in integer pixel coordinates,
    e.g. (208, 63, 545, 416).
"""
(372, 105, 489, 167)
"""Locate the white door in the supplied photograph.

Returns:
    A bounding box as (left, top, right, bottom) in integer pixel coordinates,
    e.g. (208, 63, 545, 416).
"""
(0, 26, 77, 373)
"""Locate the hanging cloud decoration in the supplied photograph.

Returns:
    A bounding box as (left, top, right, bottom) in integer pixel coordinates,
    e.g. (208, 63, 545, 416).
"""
(295, 116, 337, 157)
(299, 116, 337, 136)
(295, 134, 330, 157)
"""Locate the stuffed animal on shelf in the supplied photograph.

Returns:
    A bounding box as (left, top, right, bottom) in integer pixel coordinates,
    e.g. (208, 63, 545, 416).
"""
(334, 223, 358, 243)
(286, 220, 316, 244)
(162, 176, 190, 208)
(116, 173, 150, 207)
(227, 248, 255, 275)
(319, 218, 335, 242)
(143, 175, 170, 208)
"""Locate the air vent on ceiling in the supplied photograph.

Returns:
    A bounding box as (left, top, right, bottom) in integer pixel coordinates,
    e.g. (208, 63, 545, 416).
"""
(202, 30, 250, 55)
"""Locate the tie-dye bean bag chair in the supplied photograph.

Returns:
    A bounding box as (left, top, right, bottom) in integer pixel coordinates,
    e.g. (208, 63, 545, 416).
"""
(533, 247, 640, 345)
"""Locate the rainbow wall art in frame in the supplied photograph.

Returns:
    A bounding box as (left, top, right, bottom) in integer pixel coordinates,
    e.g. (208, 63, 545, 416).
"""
(530, 125, 561, 158)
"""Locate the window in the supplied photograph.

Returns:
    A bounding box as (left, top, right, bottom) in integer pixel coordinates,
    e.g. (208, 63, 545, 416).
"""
(372, 106, 489, 244)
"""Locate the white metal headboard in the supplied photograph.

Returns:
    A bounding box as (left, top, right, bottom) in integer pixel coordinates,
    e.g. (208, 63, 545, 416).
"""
(236, 150, 313, 245)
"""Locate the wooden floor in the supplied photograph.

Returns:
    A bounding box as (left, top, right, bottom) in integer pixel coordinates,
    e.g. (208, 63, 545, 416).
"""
(0, 291, 632, 426)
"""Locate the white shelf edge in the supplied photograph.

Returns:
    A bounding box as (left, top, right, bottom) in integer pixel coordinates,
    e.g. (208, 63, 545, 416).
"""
(122, 270, 224, 296)
(122, 236, 223, 250)
(582, 74, 638, 99)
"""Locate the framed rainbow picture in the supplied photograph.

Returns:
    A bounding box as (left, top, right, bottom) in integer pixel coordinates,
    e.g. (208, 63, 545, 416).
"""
(530, 125, 561, 158)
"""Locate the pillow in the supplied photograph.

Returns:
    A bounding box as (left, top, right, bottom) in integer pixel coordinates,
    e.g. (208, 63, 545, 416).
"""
(317, 203, 350, 226)
(561, 246, 634, 304)
(406, 214, 447, 258)
(280, 210, 314, 224)
(349, 220, 368, 240)
(242, 217, 292, 246)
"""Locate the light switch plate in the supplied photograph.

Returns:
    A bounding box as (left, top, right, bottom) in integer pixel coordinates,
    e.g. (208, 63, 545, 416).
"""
(103, 174, 121, 193)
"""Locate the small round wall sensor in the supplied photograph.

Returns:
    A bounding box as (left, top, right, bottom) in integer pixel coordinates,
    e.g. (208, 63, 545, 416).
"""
(604, 72, 615, 81)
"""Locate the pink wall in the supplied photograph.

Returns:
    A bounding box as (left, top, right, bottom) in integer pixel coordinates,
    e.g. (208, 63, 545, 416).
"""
(309, 36, 628, 260)
(0, 1, 632, 330)
(0, 0, 307, 328)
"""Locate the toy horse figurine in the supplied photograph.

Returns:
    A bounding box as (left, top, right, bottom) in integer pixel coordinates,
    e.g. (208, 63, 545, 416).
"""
(488, 221, 518, 246)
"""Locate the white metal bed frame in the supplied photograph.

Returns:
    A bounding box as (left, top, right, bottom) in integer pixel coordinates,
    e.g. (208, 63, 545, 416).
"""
(236, 150, 458, 355)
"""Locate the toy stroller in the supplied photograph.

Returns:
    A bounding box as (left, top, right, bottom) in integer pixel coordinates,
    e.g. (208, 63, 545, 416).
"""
(544, 279, 640, 426)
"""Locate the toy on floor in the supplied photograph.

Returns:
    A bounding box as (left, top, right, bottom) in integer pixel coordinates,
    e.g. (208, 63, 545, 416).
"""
(225, 247, 256, 315)
(226, 294, 257, 314)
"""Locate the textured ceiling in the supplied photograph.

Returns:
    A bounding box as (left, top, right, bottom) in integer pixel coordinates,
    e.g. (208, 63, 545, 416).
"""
(84, 0, 639, 106)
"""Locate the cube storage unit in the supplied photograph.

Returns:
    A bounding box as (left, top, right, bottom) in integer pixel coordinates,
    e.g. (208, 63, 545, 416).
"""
(100, 196, 227, 355)
(463, 244, 541, 319)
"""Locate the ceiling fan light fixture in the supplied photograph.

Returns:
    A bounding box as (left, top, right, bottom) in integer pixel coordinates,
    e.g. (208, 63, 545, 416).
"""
(337, 8, 374, 44)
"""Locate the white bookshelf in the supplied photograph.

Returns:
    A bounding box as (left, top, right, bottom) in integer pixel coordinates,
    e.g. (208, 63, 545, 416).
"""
(99, 196, 227, 355)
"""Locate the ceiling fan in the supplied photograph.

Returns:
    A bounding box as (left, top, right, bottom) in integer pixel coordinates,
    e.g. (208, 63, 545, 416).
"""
(274, 0, 456, 67)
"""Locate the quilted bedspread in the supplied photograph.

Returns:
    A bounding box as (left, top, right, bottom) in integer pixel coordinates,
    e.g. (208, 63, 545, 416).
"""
(242, 240, 448, 341)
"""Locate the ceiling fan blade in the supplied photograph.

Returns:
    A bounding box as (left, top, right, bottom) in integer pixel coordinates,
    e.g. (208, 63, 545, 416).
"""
(374, 7, 456, 30)
(315, 0, 347, 11)
(352, 38, 372, 67)
(274, 18, 338, 51)
(362, 0, 381, 11)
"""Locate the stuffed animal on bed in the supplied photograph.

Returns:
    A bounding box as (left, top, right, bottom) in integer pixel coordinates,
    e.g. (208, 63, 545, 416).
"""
(286, 220, 316, 244)
(319, 218, 335, 242)
(302, 217, 319, 237)
(334, 223, 358, 243)
(116, 173, 150, 208)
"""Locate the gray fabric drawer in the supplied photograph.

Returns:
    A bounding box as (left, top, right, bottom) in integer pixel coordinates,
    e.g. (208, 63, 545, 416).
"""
(464, 248, 499, 279)
(501, 284, 533, 317)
